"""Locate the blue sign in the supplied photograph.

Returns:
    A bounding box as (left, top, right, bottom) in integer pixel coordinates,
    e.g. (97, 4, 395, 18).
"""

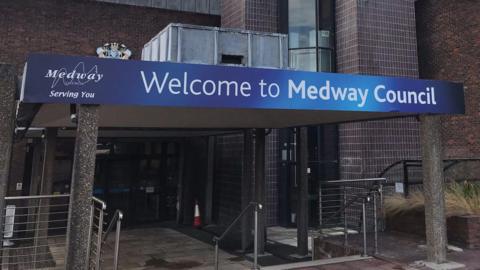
(21, 53, 465, 114)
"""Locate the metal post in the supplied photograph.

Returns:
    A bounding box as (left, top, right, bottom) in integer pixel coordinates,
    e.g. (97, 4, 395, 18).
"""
(254, 129, 266, 254)
(362, 199, 367, 257)
(253, 204, 261, 270)
(373, 192, 378, 254)
(403, 161, 410, 197)
(343, 187, 348, 247)
(214, 241, 219, 270)
(241, 129, 254, 252)
(86, 203, 94, 267)
(113, 215, 122, 270)
(296, 127, 309, 256)
(95, 206, 105, 269)
(379, 183, 385, 232)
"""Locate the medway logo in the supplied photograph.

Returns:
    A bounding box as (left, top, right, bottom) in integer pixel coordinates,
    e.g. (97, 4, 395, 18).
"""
(44, 62, 104, 88)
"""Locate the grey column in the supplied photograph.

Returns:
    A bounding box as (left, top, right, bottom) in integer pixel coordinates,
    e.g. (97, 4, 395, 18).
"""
(420, 115, 447, 264)
(66, 105, 100, 270)
(241, 129, 254, 251)
(34, 128, 57, 259)
(27, 139, 43, 230)
(204, 136, 215, 225)
(296, 127, 309, 256)
(254, 129, 266, 254)
(0, 64, 16, 247)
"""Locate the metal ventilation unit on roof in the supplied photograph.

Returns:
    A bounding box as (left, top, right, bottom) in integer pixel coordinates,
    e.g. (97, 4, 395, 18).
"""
(142, 23, 288, 69)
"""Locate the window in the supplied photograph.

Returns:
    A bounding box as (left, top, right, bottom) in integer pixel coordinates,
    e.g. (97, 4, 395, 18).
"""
(286, 0, 335, 72)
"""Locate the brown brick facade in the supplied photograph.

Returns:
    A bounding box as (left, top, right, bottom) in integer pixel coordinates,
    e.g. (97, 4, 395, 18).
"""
(335, 0, 422, 180)
(0, 0, 220, 72)
(221, 0, 278, 32)
(220, 0, 246, 29)
(416, 0, 480, 160)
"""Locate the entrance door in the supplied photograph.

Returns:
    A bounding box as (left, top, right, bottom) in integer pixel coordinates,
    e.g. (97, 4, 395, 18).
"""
(94, 140, 181, 227)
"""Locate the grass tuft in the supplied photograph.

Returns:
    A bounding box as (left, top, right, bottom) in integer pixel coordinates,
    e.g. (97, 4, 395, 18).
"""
(385, 181, 480, 217)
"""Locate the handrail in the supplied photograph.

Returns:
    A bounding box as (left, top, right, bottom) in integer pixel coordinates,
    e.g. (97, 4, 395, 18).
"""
(213, 202, 256, 242)
(318, 181, 382, 256)
(102, 209, 123, 242)
(325, 178, 386, 184)
(378, 158, 480, 178)
(5, 194, 70, 200)
(101, 209, 123, 270)
(213, 202, 261, 270)
(92, 196, 107, 210)
(321, 186, 378, 225)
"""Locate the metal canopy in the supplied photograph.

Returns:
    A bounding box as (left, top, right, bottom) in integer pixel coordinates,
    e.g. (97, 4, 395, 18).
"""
(29, 103, 409, 129)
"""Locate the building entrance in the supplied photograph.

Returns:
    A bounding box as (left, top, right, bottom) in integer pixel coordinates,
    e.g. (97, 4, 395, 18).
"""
(93, 139, 181, 226)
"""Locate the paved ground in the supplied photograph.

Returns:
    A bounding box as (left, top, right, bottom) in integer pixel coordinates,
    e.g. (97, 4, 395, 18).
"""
(294, 258, 406, 270)
(98, 226, 480, 270)
(101, 227, 252, 270)
(325, 231, 480, 270)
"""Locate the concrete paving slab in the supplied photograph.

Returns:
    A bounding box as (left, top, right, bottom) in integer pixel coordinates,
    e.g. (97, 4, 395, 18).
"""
(101, 227, 252, 269)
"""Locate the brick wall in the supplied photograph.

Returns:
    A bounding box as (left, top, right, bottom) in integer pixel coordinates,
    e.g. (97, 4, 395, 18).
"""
(213, 131, 279, 227)
(213, 134, 243, 225)
(335, 0, 422, 180)
(245, 0, 279, 33)
(218, 0, 280, 226)
(220, 0, 246, 29)
(0, 0, 220, 72)
(416, 0, 480, 160)
(221, 0, 278, 32)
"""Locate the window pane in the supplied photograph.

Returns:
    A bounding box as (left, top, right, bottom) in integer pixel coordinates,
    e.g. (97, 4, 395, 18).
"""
(318, 0, 334, 49)
(318, 49, 332, 72)
(288, 0, 316, 49)
(290, 48, 317, 71)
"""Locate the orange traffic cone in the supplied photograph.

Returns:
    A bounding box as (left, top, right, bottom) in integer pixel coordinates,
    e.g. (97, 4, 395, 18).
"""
(194, 200, 202, 228)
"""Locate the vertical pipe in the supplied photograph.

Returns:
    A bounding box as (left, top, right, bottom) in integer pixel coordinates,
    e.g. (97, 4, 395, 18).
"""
(254, 204, 259, 270)
(113, 216, 122, 270)
(373, 192, 378, 254)
(241, 130, 254, 251)
(296, 127, 309, 256)
(254, 129, 266, 254)
(95, 206, 104, 269)
(403, 161, 409, 197)
(85, 203, 94, 268)
(362, 200, 367, 257)
(343, 187, 348, 247)
(214, 241, 219, 270)
(379, 183, 385, 232)
(35, 128, 57, 255)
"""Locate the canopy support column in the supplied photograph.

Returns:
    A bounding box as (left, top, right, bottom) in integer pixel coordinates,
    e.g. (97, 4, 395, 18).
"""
(255, 128, 266, 254)
(34, 128, 57, 259)
(241, 129, 254, 251)
(420, 115, 447, 264)
(296, 127, 309, 256)
(66, 104, 99, 270)
(0, 64, 16, 251)
(204, 136, 215, 225)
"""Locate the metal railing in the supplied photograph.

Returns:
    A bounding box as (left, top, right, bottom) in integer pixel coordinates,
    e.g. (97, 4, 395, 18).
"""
(101, 210, 123, 270)
(0, 194, 70, 269)
(88, 197, 107, 270)
(378, 158, 480, 197)
(0, 194, 122, 270)
(213, 202, 262, 270)
(317, 178, 385, 256)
